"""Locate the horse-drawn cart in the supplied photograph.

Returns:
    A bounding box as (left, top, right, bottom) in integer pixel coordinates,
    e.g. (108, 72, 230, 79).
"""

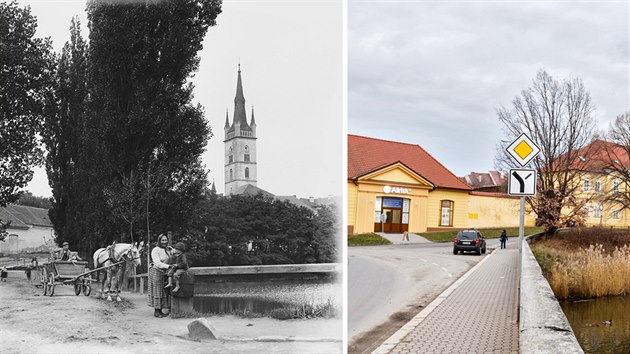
(40, 261, 93, 297)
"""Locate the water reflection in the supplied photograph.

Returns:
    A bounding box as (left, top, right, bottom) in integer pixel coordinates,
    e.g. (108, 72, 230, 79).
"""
(560, 295, 630, 354)
(194, 280, 341, 315)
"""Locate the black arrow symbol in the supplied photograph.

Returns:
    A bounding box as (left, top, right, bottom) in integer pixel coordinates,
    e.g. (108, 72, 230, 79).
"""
(512, 171, 526, 193)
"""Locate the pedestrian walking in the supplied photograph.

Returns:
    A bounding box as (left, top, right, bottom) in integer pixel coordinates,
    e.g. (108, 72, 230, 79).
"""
(402, 231, 410, 242)
(500, 230, 508, 249)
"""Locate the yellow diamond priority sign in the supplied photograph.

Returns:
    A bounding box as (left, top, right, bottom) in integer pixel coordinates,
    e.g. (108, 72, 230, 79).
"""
(506, 133, 540, 167)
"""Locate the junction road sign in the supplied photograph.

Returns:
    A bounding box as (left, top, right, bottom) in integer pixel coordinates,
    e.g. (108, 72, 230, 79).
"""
(506, 133, 541, 167)
(508, 168, 537, 196)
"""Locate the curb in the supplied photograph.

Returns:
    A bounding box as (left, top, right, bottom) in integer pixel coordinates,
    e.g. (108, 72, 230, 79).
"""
(372, 249, 498, 354)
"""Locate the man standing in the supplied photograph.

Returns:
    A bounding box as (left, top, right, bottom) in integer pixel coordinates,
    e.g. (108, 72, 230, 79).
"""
(500, 230, 508, 249)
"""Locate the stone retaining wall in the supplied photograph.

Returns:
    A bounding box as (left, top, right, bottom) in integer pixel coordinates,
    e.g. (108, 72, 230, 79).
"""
(520, 236, 583, 354)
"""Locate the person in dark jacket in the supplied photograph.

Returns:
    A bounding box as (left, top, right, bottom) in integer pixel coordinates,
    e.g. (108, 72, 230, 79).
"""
(500, 230, 508, 249)
(164, 242, 189, 293)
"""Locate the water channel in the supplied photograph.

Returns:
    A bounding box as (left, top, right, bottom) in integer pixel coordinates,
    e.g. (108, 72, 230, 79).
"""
(560, 295, 630, 353)
(193, 280, 341, 315)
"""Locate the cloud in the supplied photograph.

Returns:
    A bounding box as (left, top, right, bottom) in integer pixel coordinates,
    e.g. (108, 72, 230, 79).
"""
(349, 0, 629, 176)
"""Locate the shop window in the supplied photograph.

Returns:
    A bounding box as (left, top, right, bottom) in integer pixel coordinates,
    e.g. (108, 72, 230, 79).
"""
(583, 179, 590, 192)
(440, 200, 454, 227)
(245, 167, 249, 178)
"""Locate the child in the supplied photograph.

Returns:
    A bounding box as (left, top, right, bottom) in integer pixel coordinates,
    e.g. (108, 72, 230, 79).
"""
(1, 266, 8, 282)
(165, 242, 189, 293)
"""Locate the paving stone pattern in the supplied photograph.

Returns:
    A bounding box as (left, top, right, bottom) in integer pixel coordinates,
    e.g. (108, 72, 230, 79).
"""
(390, 245, 520, 354)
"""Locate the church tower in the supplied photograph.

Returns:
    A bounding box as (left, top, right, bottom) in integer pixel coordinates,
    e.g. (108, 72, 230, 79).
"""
(225, 65, 257, 195)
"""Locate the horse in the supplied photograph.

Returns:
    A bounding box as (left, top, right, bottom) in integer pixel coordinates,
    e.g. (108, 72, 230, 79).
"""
(92, 242, 142, 302)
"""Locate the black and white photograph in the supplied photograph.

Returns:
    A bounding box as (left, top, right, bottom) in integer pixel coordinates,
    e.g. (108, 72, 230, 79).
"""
(0, 0, 342, 352)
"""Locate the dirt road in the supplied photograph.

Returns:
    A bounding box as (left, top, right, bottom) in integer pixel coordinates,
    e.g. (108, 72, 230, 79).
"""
(0, 271, 341, 353)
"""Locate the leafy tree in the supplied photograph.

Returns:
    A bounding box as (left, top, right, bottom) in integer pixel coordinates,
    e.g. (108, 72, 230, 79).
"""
(43, 1, 221, 256)
(0, 1, 55, 207)
(14, 191, 53, 209)
(42, 17, 92, 254)
(496, 69, 596, 233)
(179, 193, 340, 266)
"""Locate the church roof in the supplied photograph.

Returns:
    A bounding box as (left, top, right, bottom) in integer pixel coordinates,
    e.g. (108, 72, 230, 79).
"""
(227, 65, 252, 133)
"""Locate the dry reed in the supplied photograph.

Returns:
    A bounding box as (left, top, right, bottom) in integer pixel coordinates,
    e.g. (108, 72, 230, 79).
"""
(534, 242, 630, 299)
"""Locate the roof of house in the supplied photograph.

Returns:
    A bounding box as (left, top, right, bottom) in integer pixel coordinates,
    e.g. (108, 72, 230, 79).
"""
(231, 184, 315, 212)
(567, 139, 630, 172)
(0, 204, 52, 229)
(462, 171, 507, 189)
(348, 135, 472, 191)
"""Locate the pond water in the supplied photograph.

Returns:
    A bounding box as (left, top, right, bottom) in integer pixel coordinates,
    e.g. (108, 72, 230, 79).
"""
(560, 295, 630, 353)
(193, 280, 341, 315)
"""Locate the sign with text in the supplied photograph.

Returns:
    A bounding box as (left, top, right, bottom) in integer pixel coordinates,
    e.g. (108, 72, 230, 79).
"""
(506, 133, 541, 167)
(508, 169, 537, 196)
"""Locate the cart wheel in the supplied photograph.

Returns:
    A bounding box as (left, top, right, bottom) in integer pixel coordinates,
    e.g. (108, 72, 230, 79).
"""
(41, 269, 48, 295)
(47, 271, 55, 297)
(82, 283, 91, 296)
(74, 280, 82, 296)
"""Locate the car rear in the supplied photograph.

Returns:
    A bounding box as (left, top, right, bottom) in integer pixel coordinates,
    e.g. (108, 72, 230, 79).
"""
(453, 231, 481, 254)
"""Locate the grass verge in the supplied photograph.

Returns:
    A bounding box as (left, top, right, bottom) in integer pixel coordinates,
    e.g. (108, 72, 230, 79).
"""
(417, 227, 544, 242)
(348, 233, 392, 246)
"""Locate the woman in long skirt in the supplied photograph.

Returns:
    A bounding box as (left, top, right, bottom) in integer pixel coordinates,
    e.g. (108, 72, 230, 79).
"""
(148, 234, 172, 317)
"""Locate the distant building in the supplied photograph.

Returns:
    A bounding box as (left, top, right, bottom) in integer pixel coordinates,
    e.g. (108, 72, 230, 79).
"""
(0, 204, 54, 254)
(225, 64, 257, 196)
(347, 134, 535, 234)
(461, 171, 507, 193)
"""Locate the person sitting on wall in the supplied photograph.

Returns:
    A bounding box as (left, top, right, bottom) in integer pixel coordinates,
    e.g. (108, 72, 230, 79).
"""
(1, 266, 7, 282)
(164, 242, 189, 293)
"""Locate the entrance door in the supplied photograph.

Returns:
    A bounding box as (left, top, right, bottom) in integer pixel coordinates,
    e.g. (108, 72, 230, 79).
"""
(382, 208, 403, 233)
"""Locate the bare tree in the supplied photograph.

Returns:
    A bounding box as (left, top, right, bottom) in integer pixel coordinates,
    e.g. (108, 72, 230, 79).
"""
(495, 69, 597, 233)
(601, 111, 630, 211)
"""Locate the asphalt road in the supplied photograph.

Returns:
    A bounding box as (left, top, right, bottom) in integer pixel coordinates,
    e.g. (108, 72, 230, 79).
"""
(348, 241, 486, 344)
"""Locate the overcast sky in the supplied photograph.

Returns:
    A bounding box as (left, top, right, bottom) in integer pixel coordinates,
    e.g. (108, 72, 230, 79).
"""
(21, 0, 343, 199)
(349, 0, 629, 177)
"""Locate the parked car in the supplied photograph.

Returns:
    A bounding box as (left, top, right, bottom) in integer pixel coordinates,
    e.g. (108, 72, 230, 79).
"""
(453, 230, 486, 255)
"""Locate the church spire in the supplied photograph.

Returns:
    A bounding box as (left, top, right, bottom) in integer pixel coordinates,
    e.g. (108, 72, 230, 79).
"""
(232, 63, 250, 131)
(250, 105, 256, 126)
(224, 108, 229, 129)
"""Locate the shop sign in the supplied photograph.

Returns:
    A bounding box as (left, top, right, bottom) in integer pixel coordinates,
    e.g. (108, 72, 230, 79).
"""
(383, 185, 410, 194)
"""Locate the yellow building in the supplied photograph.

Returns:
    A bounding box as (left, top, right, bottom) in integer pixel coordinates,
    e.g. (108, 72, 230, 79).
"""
(467, 192, 535, 228)
(348, 135, 473, 234)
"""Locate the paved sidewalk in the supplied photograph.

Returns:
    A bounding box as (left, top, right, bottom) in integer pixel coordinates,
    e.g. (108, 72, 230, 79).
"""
(378, 233, 432, 245)
(376, 243, 520, 354)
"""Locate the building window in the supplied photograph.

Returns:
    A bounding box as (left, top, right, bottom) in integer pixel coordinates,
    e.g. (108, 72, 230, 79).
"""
(613, 180, 620, 194)
(593, 205, 603, 218)
(229, 169, 233, 181)
(582, 205, 589, 217)
(594, 180, 601, 193)
(583, 179, 590, 192)
(612, 210, 620, 219)
(245, 167, 249, 178)
(229, 155, 233, 163)
(440, 200, 454, 227)
(245, 145, 249, 152)
(244, 154, 250, 162)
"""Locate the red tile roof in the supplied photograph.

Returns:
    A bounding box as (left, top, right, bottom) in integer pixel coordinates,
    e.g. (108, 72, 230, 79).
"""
(568, 139, 630, 172)
(348, 135, 472, 191)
